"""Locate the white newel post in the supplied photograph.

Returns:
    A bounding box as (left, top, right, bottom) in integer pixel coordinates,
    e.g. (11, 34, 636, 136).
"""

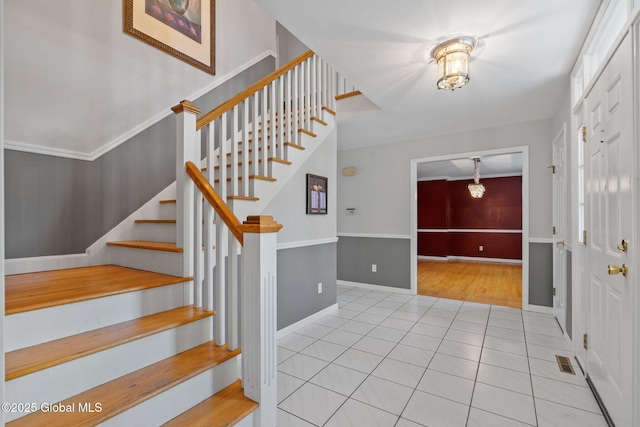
(241, 216, 282, 427)
(171, 100, 201, 279)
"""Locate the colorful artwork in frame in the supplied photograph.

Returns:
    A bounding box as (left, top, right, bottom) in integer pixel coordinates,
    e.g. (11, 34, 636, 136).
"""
(307, 174, 328, 215)
(124, 0, 215, 75)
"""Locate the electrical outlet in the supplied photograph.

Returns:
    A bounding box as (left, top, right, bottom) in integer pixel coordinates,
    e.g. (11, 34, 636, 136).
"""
(479, 245, 484, 251)
(317, 283, 323, 294)
(372, 264, 377, 273)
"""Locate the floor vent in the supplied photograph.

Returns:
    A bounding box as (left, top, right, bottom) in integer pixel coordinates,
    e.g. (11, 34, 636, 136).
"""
(555, 355, 575, 375)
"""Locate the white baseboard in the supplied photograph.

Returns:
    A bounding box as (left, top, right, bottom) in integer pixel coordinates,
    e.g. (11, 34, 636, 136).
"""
(5, 253, 90, 275)
(276, 304, 339, 340)
(525, 304, 554, 314)
(337, 280, 414, 295)
(418, 255, 522, 265)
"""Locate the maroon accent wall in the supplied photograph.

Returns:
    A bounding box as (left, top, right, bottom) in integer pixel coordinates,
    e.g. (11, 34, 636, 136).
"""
(417, 176, 522, 260)
(417, 180, 447, 229)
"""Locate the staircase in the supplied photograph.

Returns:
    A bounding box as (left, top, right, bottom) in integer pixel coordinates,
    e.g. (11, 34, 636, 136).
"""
(3, 51, 352, 426)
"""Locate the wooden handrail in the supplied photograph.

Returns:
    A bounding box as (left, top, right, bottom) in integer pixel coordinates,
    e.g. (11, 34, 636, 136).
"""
(196, 50, 314, 130)
(185, 162, 244, 245)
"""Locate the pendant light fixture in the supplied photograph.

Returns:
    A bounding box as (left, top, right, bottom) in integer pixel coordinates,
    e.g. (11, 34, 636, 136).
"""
(431, 37, 476, 90)
(468, 157, 485, 198)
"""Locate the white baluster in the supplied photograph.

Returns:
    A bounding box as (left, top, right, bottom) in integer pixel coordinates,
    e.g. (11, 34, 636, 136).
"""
(204, 123, 215, 312)
(293, 65, 300, 146)
(251, 93, 259, 186)
(311, 55, 317, 121)
(260, 87, 268, 176)
(241, 216, 282, 427)
(277, 75, 284, 160)
(269, 81, 276, 163)
(194, 128, 203, 308)
(304, 58, 311, 130)
(216, 113, 228, 346)
(228, 233, 239, 350)
(171, 101, 200, 281)
(241, 100, 250, 197)
(230, 105, 239, 197)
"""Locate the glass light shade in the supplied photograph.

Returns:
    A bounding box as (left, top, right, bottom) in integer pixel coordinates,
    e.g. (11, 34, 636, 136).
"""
(432, 38, 476, 90)
(468, 182, 485, 198)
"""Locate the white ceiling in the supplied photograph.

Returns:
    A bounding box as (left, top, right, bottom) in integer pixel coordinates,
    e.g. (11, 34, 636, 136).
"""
(256, 0, 601, 149)
(417, 152, 523, 180)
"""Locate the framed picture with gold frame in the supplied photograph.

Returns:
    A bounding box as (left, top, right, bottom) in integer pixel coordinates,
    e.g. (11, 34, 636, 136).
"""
(124, 0, 215, 75)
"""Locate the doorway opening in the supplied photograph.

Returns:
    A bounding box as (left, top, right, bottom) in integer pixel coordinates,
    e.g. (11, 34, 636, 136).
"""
(410, 147, 529, 309)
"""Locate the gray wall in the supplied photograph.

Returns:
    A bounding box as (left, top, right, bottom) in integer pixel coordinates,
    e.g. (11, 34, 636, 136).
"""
(4, 57, 275, 259)
(278, 243, 337, 329)
(276, 22, 309, 66)
(337, 236, 410, 289)
(529, 242, 553, 306)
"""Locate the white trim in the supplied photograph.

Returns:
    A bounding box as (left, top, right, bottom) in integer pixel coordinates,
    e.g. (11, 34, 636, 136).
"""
(418, 172, 523, 182)
(418, 229, 522, 234)
(529, 237, 554, 244)
(1, 0, 6, 419)
(276, 303, 339, 339)
(4, 253, 90, 275)
(277, 237, 339, 250)
(337, 280, 414, 295)
(4, 50, 277, 161)
(417, 255, 522, 265)
(336, 233, 411, 239)
(411, 146, 530, 309)
(525, 305, 554, 315)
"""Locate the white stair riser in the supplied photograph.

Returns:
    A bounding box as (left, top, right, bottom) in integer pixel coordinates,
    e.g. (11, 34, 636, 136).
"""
(133, 223, 176, 242)
(5, 319, 213, 422)
(100, 357, 239, 427)
(109, 246, 183, 276)
(5, 282, 188, 351)
(157, 203, 177, 220)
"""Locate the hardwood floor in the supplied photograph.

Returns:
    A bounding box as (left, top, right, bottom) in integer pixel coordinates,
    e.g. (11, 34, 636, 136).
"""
(418, 260, 522, 309)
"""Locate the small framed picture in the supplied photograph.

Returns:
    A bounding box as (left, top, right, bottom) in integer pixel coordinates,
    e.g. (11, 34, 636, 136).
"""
(306, 174, 328, 214)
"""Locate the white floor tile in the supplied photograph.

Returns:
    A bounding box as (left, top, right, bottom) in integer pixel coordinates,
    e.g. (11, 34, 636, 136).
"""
(352, 312, 388, 325)
(427, 353, 479, 380)
(454, 312, 488, 325)
(371, 358, 426, 388)
(278, 333, 317, 352)
(375, 300, 405, 310)
(342, 302, 372, 312)
(278, 371, 305, 403)
(379, 317, 417, 332)
(277, 353, 329, 381)
(295, 323, 335, 339)
(531, 376, 602, 414)
(417, 369, 475, 405)
(339, 319, 376, 335)
(525, 332, 569, 351)
(489, 309, 524, 322)
(485, 325, 526, 342)
(476, 363, 533, 395)
(418, 314, 453, 328)
(488, 317, 524, 331)
(527, 343, 573, 363)
(279, 382, 347, 426)
(444, 328, 485, 346)
(483, 335, 528, 356)
(535, 397, 609, 427)
(352, 375, 414, 416)
(400, 332, 442, 351)
(324, 398, 399, 427)
(524, 322, 565, 338)
(426, 308, 458, 320)
(314, 315, 348, 328)
(387, 344, 434, 368)
(322, 329, 364, 347)
(333, 348, 384, 374)
(390, 310, 425, 322)
(352, 335, 396, 357)
(472, 382, 537, 425)
(467, 407, 534, 427)
(300, 339, 349, 362)
(365, 306, 396, 317)
(410, 322, 448, 339)
(528, 357, 588, 387)
(395, 418, 426, 427)
(450, 319, 488, 335)
(480, 348, 530, 373)
(402, 390, 469, 427)
(309, 363, 368, 396)
(366, 325, 407, 343)
(333, 308, 362, 319)
(277, 408, 316, 427)
(278, 347, 297, 365)
(437, 339, 483, 361)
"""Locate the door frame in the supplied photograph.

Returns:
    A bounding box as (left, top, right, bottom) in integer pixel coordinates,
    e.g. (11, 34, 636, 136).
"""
(551, 123, 568, 332)
(410, 146, 530, 310)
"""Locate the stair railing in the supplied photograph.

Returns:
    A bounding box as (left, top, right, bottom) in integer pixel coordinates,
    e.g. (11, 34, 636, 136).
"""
(172, 50, 355, 427)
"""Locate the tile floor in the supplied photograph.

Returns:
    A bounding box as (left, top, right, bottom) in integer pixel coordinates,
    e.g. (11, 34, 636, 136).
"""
(276, 285, 608, 427)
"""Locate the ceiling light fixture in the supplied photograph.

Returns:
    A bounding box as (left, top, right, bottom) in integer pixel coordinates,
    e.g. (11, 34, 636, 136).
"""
(468, 157, 485, 198)
(431, 37, 476, 91)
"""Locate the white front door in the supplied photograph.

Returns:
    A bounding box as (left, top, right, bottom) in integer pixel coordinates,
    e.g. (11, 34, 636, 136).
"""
(552, 125, 567, 332)
(584, 33, 633, 427)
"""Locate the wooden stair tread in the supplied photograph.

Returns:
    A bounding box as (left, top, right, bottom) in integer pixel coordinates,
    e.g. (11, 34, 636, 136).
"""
(322, 106, 336, 115)
(159, 199, 176, 204)
(5, 265, 191, 315)
(134, 219, 176, 224)
(227, 196, 259, 201)
(284, 142, 305, 151)
(107, 240, 183, 253)
(298, 128, 317, 137)
(162, 380, 257, 427)
(311, 116, 328, 126)
(6, 306, 213, 381)
(7, 341, 240, 427)
(269, 157, 293, 165)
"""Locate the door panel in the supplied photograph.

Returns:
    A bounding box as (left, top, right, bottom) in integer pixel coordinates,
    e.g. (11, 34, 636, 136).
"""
(584, 34, 633, 427)
(552, 126, 567, 331)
